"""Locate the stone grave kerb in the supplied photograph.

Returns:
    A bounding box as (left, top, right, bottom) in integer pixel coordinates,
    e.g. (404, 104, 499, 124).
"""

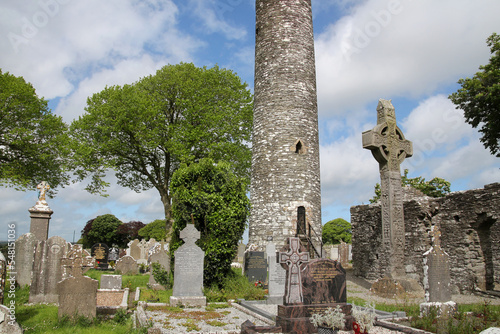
(279, 237, 309, 305)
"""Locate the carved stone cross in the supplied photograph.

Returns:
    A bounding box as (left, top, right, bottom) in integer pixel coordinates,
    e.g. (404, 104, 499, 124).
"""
(180, 223, 200, 246)
(362, 99, 413, 278)
(279, 237, 309, 304)
(62, 245, 95, 279)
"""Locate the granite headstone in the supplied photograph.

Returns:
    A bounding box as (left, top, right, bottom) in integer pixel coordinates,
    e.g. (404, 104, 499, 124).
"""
(244, 251, 267, 283)
(14, 233, 37, 287)
(266, 242, 285, 304)
(115, 255, 139, 275)
(91, 243, 109, 269)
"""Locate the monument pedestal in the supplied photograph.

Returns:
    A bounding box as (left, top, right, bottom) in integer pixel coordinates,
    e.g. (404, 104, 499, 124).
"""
(169, 296, 206, 307)
(276, 303, 353, 333)
(29, 205, 53, 242)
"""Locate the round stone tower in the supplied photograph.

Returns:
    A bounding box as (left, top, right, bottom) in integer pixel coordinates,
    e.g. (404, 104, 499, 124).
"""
(249, 0, 322, 253)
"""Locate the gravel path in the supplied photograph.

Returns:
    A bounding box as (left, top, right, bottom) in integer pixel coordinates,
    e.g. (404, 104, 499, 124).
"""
(143, 271, 500, 333)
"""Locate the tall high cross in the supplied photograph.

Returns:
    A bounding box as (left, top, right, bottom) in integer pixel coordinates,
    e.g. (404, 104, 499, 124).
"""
(362, 99, 413, 278)
(249, 0, 322, 251)
(279, 237, 309, 304)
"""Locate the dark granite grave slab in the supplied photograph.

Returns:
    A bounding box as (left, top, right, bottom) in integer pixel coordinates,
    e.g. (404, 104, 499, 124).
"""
(302, 259, 347, 304)
(244, 251, 267, 283)
(91, 243, 109, 269)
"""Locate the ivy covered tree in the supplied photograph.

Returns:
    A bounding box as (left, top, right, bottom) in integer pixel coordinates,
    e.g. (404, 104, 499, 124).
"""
(79, 214, 123, 248)
(0, 69, 69, 195)
(449, 33, 500, 157)
(69, 63, 253, 230)
(322, 218, 352, 245)
(138, 219, 168, 241)
(170, 158, 249, 287)
(370, 169, 451, 203)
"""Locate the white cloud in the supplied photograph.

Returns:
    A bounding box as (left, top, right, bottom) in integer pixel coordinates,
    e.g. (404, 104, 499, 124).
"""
(315, 0, 500, 117)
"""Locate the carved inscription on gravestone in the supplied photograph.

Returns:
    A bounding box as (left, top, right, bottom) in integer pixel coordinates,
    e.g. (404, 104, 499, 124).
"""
(91, 243, 109, 268)
(302, 259, 347, 305)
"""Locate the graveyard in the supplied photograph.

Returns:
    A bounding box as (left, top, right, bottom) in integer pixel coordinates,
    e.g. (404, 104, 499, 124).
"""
(2, 0, 500, 334)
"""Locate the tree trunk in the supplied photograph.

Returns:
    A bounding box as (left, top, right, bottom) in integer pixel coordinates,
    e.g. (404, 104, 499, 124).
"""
(160, 190, 173, 243)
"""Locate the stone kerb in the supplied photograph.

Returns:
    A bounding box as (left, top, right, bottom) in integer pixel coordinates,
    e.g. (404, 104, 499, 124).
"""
(170, 224, 206, 307)
(14, 233, 37, 287)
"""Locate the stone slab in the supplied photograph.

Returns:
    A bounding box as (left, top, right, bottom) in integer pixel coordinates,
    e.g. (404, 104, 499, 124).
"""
(244, 251, 267, 283)
(301, 259, 347, 305)
(14, 233, 37, 287)
(115, 255, 139, 275)
(169, 296, 207, 307)
(101, 275, 122, 290)
(58, 275, 98, 319)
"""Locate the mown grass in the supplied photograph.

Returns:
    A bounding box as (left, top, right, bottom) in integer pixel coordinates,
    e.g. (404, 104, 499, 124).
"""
(6, 285, 146, 334)
(84, 269, 149, 290)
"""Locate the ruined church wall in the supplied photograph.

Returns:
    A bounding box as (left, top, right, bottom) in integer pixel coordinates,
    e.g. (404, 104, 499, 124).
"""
(351, 183, 500, 293)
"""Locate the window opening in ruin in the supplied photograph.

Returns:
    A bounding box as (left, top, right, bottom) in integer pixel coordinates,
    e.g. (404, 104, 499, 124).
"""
(473, 213, 496, 290)
(297, 206, 306, 235)
(295, 140, 303, 154)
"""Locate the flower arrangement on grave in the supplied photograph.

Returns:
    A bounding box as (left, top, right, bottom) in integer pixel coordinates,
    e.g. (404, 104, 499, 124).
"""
(352, 302, 376, 334)
(310, 305, 346, 333)
(254, 280, 264, 288)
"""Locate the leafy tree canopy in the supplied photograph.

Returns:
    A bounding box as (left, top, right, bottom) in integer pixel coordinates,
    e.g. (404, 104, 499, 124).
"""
(80, 214, 123, 248)
(370, 169, 451, 203)
(117, 220, 145, 245)
(170, 158, 249, 287)
(138, 219, 167, 241)
(70, 63, 253, 222)
(322, 218, 351, 245)
(0, 69, 69, 195)
(449, 32, 500, 157)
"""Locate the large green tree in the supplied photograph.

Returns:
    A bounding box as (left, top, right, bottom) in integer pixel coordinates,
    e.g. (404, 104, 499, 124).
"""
(138, 219, 168, 241)
(370, 169, 450, 203)
(0, 69, 69, 194)
(170, 158, 249, 287)
(449, 32, 500, 157)
(70, 63, 253, 226)
(79, 214, 123, 248)
(322, 218, 352, 245)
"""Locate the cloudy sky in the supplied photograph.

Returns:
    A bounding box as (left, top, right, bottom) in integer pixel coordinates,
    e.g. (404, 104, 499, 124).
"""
(1, 0, 499, 242)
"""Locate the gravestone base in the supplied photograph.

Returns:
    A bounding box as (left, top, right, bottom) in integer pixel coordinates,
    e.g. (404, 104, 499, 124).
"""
(420, 301, 457, 317)
(169, 296, 206, 307)
(266, 295, 283, 305)
(370, 276, 424, 299)
(276, 303, 353, 333)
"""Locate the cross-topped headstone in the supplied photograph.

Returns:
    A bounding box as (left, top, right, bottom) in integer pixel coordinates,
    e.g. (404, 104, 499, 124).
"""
(362, 99, 413, 278)
(62, 244, 95, 279)
(279, 237, 310, 304)
(180, 223, 200, 246)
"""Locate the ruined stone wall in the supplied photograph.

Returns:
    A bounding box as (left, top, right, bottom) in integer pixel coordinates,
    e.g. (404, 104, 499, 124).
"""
(249, 0, 322, 251)
(351, 183, 500, 293)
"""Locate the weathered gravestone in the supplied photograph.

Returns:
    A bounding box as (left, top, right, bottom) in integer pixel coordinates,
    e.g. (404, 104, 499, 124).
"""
(266, 242, 286, 304)
(276, 237, 352, 333)
(0, 253, 5, 305)
(339, 241, 349, 267)
(58, 246, 98, 319)
(244, 251, 267, 283)
(148, 241, 170, 290)
(115, 255, 139, 275)
(420, 226, 456, 316)
(362, 99, 412, 279)
(170, 224, 206, 307)
(101, 275, 122, 290)
(108, 247, 119, 262)
(61, 244, 94, 280)
(29, 236, 71, 304)
(91, 243, 109, 269)
(14, 233, 37, 287)
(0, 304, 23, 334)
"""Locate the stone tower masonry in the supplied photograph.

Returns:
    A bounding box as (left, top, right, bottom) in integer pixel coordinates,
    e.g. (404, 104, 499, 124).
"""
(249, 0, 322, 252)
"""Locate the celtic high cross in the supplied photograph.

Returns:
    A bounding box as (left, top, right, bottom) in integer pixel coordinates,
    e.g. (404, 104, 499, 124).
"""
(279, 237, 309, 304)
(362, 99, 413, 278)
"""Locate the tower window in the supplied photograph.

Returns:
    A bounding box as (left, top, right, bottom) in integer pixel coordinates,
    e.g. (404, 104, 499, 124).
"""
(297, 206, 306, 234)
(292, 139, 307, 154)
